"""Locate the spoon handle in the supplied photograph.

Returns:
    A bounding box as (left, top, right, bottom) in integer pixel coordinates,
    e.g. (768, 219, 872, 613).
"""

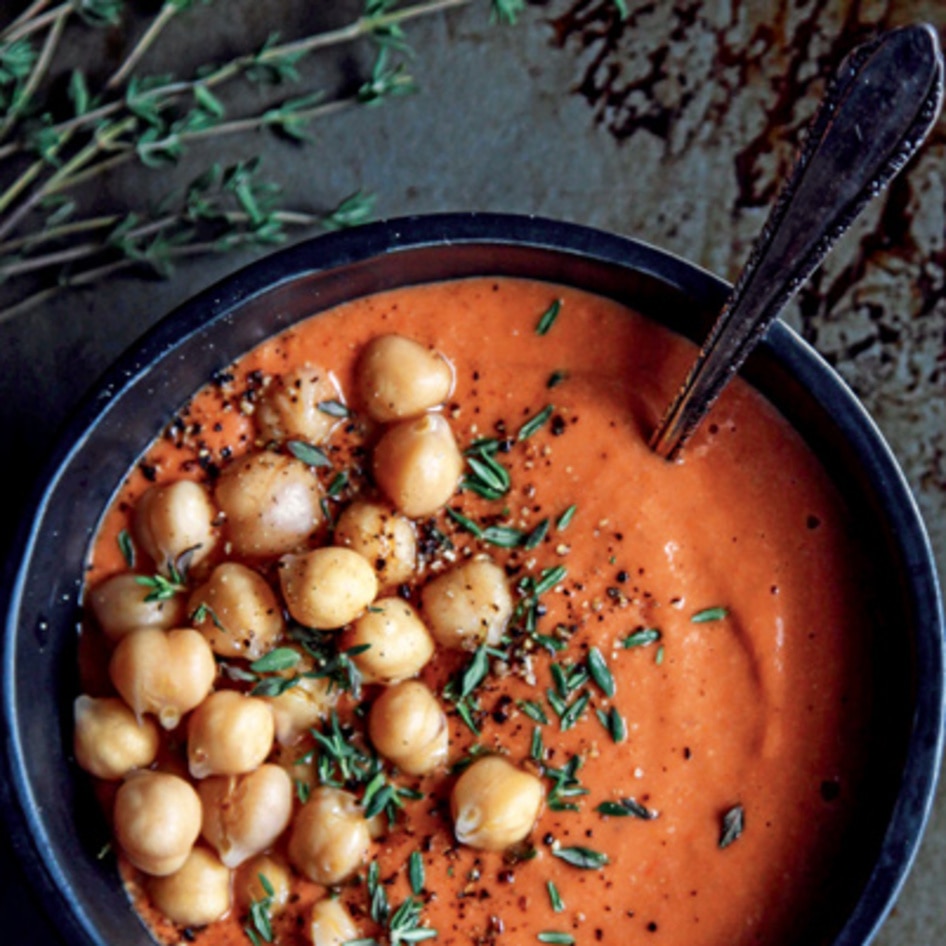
(650, 23, 944, 460)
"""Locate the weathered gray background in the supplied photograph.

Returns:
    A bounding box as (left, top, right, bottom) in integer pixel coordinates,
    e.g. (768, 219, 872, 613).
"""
(1, 1, 943, 942)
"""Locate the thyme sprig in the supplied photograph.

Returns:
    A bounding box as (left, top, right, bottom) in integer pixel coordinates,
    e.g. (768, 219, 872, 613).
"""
(0, 0, 518, 321)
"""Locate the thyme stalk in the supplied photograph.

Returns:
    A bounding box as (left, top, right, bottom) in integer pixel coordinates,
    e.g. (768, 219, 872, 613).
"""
(0, 0, 510, 322)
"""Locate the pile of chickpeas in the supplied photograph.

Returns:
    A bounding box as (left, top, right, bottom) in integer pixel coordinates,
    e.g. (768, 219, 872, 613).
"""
(74, 334, 546, 944)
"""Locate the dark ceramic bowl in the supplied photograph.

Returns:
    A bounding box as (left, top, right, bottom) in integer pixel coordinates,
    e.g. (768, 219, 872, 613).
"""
(2, 213, 943, 946)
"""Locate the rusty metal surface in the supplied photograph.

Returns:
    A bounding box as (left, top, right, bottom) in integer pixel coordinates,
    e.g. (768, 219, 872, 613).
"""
(0, 1, 943, 942)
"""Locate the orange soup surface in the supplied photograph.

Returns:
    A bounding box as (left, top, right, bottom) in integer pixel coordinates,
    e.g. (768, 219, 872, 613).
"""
(79, 277, 880, 946)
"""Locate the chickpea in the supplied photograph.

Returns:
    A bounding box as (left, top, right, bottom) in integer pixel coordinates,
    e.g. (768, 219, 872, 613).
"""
(87, 572, 185, 643)
(372, 413, 463, 518)
(343, 598, 434, 684)
(278, 547, 378, 630)
(109, 627, 216, 729)
(188, 690, 275, 779)
(356, 334, 453, 422)
(265, 673, 338, 746)
(113, 770, 202, 876)
(235, 854, 292, 912)
(310, 898, 360, 946)
(421, 558, 513, 650)
(215, 450, 322, 557)
(288, 787, 371, 886)
(198, 763, 293, 868)
(133, 479, 218, 574)
(188, 561, 284, 659)
(147, 846, 231, 926)
(367, 680, 447, 776)
(334, 501, 416, 587)
(257, 363, 343, 445)
(73, 695, 159, 780)
(450, 755, 543, 852)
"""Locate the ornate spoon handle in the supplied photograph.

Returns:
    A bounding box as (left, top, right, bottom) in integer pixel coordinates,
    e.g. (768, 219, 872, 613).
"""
(650, 23, 944, 460)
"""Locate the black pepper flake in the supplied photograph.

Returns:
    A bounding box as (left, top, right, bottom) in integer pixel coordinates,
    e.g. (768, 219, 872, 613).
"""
(551, 414, 567, 436)
(138, 462, 157, 482)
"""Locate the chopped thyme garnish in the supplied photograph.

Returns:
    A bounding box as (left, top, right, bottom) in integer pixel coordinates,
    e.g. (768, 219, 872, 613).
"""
(117, 528, 135, 568)
(552, 844, 609, 869)
(326, 470, 349, 497)
(518, 404, 554, 441)
(250, 647, 301, 673)
(244, 873, 275, 946)
(546, 879, 565, 912)
(692, 606, 730, 623)
(530, 726, 544, 761)
(623, 627, 661, 649)
(287, 439, 332, 468)
(535, 298, 562, 335)
(517, 699, 549, 724)
(596, 705, 626, 742)
(596, 797, 655, 819)
(462, 440, 511, 500)
(317, 398, 351, 418)
(523, 517, 550, 550)
(408, 850, 425, 895)
(543, 754, 588, 812)
(547, 369, 569, 389)
(555, 504, 577, 530)
(719, 803, 745, 848)
(538, 933, 574, 945)
(135, 563, 187, 602)
(586, 646, 615, 697)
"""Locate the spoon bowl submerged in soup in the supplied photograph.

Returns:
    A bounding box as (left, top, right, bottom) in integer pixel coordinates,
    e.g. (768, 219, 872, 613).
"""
(70, 272, 899, 946)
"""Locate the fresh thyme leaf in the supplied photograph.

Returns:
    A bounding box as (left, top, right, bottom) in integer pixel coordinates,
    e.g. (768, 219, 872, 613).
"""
(547, 369, 569, 389)
(523, 517, 550, 550)
(692, 606, 729, 623)
(517, 699, 549, 724)
(530, 725, 544, 761)
(546, 879, 564, 912)
(244, 872, 275, 945)
(655, 644, 665, 665)
(558, 691, 590, 731)
(250, 674, 300, 698)
(518, 404, 554, 441)
(595, 705, 626, 742)
(555, 504, 576, 530)
(117, 528, 135, 567)
(250, 647, 301, 673)
(536, 298, 562, 335)
(622, 627, 661, 648)
(408, 850, 425, 895)
(586, 646, 615, 697)
(552, 845, 609, 869)
(464, 449, 511, 499)
(481, 524, 526, 548)
(458, 645, 490, 699)
(446, 507, 482, 538)
(719, 803, 745, 848)
(317, 398, 350, 417)
(326, 470, 349, 497)
(596, 797, 654, 819)
(135, 569, 186, 602)
(537, 933, 574, 945)
(287, 439, 332, 468)
(534, 565, 567, 596)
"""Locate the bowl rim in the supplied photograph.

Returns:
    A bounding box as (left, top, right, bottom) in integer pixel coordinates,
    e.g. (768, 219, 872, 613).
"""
(2, 211, 943, 946)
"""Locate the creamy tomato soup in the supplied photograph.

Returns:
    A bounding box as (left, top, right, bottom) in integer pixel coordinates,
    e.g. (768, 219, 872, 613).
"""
(76, 277, 879, 946)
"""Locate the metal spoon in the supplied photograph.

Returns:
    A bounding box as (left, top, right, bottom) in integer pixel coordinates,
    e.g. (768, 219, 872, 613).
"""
(649, 23, 944, 460)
